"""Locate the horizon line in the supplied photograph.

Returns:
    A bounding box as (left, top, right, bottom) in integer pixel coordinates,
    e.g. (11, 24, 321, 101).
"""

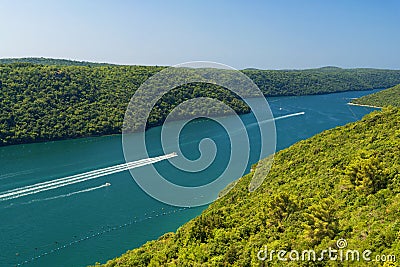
(1, 57, 400, 71)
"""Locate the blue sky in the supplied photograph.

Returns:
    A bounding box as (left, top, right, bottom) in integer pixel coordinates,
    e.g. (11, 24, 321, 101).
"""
(0, 0, 399, 69)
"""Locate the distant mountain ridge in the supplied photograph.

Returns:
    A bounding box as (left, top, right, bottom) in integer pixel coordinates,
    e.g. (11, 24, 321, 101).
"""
(0, 57, 114, 66)
(1, 57, 398, 71)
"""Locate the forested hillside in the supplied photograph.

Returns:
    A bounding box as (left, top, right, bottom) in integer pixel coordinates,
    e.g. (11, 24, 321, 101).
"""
(351, 84, 400, 108)
(97, 106, 400, 267)
(0, 63, 249, 146)
(0, 57, 114, 66)
(243, 67, 400, 96)
(1, 59, 400, 146)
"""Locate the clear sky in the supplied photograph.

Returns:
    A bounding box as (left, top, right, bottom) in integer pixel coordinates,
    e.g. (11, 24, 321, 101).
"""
(0, 0, 399, 69)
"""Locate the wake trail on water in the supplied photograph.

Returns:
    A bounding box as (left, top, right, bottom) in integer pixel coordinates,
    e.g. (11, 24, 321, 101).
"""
(0, 169, 38, 180)
(0, 153, 177, 201)
(244, 111, 305, 130)
(2, 183, 110, 209)
(272, 111, 305, 121)
(1, 112, 303, 201)
(2, 158, 162, 194)
(177, 112, 306, 148)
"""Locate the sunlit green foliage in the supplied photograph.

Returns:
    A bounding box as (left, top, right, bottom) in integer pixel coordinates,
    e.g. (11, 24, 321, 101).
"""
(352, 84, 400, 107)
(97, 106, 400, 266)
(345, 152, 389, 194)
(303, 197, 338, 245)
(0, 63, 248, 146)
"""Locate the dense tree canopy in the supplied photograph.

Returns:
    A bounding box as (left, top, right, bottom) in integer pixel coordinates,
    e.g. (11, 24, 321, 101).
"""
(0, 63, 249, 146)
(243, 66, 400, 96)
(1, 59, 400, 146)
(351, 84, 400, 107)
(0, 57, 114, 66)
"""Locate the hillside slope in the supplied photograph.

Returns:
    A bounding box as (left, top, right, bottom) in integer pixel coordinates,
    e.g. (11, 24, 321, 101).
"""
(0, 64, 249, 146)
(242, 67, 400, 96)
(351, 84, 400, 108)
(0, 57, 114, 66)
(2, 60, 400, 146)
(97, 106, 400, 266)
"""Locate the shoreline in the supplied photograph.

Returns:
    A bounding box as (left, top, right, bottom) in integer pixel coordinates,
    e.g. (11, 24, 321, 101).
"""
(0, 90, 383, 148)
(347, 102, 382, 109)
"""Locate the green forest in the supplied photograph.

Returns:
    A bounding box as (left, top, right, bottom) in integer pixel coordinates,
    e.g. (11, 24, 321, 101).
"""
(351, 84, 400, 108)
(242, 66, 400, 96)
(0, 57, 114, 66)
(96, 87, 400, 266)
(1, 58, 400, 146)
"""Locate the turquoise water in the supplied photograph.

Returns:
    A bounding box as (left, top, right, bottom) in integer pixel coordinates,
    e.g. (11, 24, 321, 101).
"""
(0, 89, 381, 266)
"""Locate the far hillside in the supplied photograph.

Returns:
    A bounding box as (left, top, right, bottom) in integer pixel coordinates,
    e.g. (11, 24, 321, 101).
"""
(0, 57, 114, 66)
(351, 84, 400, 107)
(2, 58, 400, 146)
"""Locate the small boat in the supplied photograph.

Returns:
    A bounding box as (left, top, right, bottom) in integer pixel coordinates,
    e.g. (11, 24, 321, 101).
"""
(105, 182, 111, 186)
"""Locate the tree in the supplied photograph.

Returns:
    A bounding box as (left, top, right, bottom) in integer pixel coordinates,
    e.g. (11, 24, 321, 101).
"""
(303, 197, 338, 245)
(345, 152, 388, 194)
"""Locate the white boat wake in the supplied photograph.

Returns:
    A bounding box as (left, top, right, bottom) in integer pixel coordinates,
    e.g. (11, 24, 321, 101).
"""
(3, 183, 111, 208)
(245, 111, 305, 129)
(272, 111, 305, 121)
(0, 153, 177, 201)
